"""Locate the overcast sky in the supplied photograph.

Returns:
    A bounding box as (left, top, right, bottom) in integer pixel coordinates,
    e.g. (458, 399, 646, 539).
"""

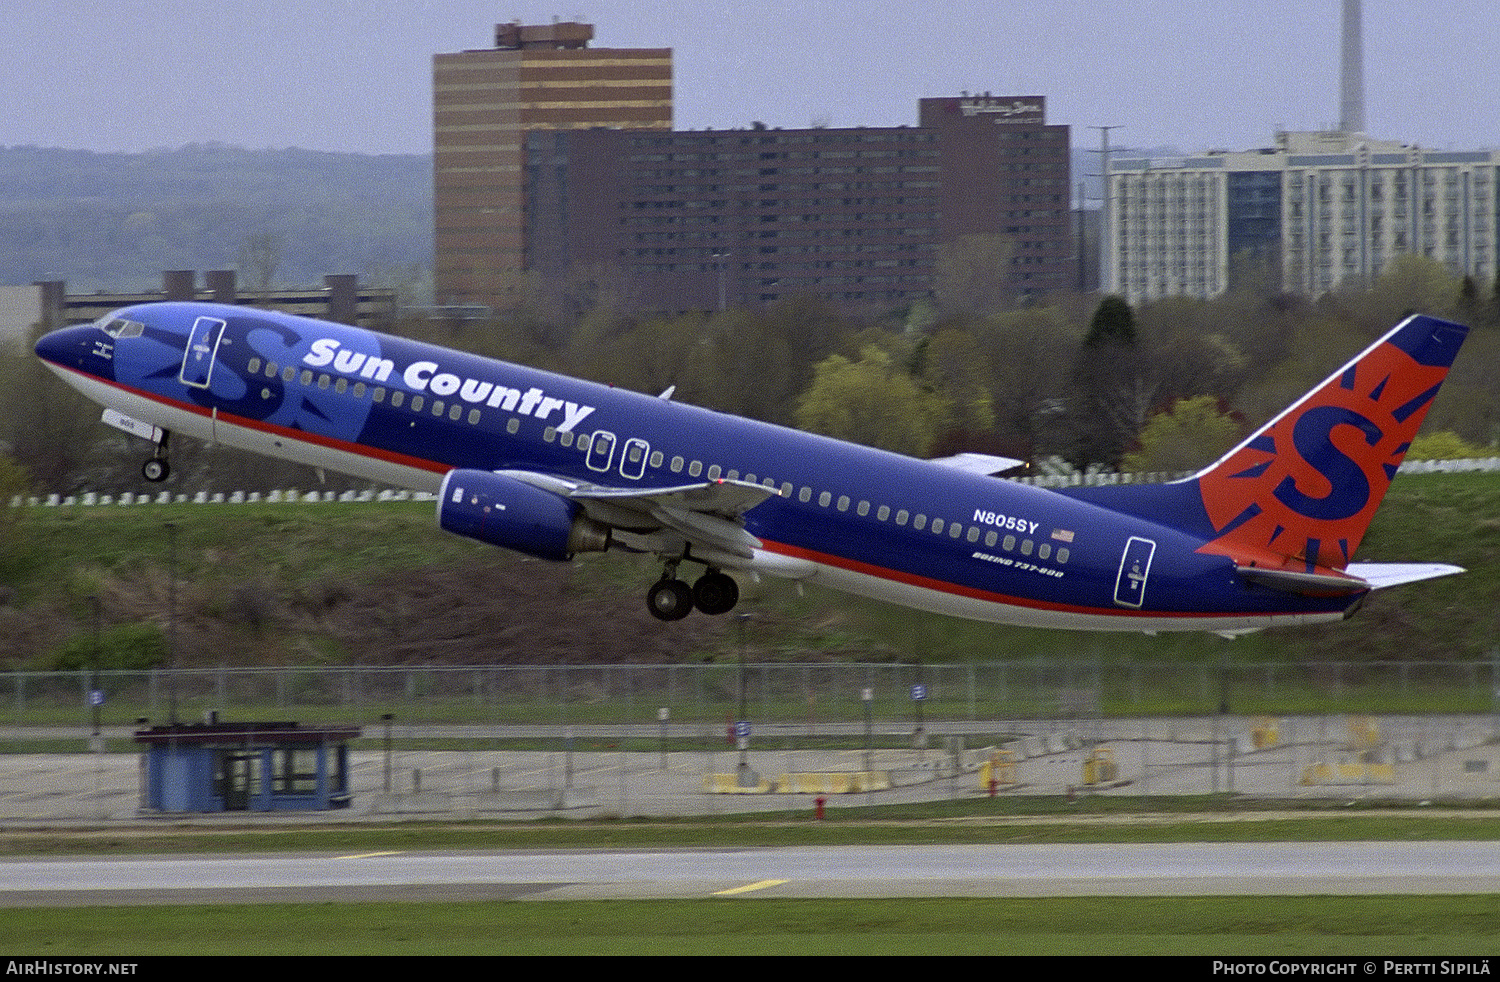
(5, 1, 1495, 156)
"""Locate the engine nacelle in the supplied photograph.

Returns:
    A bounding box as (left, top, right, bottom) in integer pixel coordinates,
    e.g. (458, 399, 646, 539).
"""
(437, 469, 611, 561)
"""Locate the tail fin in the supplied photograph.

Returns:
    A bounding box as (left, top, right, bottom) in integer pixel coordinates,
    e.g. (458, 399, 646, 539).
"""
(1192, 314, 1468, 572)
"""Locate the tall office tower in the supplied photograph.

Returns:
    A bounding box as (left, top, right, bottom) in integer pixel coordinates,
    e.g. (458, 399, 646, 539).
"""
(433, 22, 672, 311)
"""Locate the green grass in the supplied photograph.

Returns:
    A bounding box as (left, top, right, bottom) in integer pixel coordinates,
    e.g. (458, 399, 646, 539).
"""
(3, 803, 1498, 954)
(5, 471, 1500, 672)
(3, 797, 1500, 857)
(4, 896, 1498, 955)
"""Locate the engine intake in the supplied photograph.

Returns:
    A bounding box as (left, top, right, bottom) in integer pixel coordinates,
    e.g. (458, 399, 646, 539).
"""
(437, 469, 611, 561)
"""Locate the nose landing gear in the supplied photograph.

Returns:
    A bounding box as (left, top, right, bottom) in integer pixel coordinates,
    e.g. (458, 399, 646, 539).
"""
(141, 432, 172, 483)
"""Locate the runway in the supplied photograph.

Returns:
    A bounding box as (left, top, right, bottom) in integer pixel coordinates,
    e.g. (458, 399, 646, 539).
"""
(5, 841, 1500, 905)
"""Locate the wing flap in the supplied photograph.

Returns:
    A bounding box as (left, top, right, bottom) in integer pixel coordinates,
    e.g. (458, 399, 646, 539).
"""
(494, 470, 772, 559)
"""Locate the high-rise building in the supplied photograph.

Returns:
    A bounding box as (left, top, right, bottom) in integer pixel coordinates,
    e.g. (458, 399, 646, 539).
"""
(525, 94, 1071, 312)
(1107, 131, 1500, 303)
(433, 22, 672, 311)
(434, 23, 1071, 315)
(1106, 3, 1498, 304)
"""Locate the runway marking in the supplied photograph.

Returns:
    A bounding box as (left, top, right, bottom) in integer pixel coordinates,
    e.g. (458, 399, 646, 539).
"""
(336, 851, 404, 860)
(714, 879, 787, 896)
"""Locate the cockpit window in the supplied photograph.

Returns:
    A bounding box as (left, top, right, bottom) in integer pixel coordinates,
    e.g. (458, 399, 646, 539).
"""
(98, 317, 144, 339)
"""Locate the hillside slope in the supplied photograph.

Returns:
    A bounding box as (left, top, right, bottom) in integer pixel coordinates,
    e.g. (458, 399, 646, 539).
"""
(1, 472, 1494, 668)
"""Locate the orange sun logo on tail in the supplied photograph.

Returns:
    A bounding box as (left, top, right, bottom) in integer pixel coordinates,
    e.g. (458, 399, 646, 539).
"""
(1195, 317, 1466, 573)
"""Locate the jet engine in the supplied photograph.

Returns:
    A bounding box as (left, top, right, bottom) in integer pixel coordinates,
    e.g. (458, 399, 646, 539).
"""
(437, 469, 611, 561)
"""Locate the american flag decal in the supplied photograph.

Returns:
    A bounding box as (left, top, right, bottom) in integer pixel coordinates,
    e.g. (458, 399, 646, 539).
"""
(1051, 528, 1074, 543)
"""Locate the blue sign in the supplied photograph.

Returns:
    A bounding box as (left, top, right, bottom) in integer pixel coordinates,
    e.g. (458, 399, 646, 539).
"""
(735, 720, 751, 739)
(88, 690, 105, 707)
(911, 684, 927, 701)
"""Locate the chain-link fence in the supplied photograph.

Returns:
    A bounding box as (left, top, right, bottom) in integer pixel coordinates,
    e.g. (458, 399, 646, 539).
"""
(5, 660, 1499, 730)
(4, 661, 1498, 820)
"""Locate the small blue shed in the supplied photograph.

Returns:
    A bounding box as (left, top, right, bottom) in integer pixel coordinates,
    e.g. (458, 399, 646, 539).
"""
(135, 720, 361, 812)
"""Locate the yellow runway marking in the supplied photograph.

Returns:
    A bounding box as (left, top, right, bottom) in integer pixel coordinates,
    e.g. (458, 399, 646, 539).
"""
(714, 879, 787, 896)
(336, 851, 404, 860)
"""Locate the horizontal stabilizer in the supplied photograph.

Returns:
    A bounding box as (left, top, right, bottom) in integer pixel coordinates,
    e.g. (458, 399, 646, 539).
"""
(1344, 562, 1465, 590)
(1235, 565, 1370, 596)
(928, 452, 1026, 477)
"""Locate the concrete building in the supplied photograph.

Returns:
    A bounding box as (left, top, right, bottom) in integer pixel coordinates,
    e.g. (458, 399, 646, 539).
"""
(1107, 130, 1500, 303)
(525, 94, 1070, 312)
(1, 272, 396, 342)
(433, 20, 673, 312)
(434, 22, 1071, 315)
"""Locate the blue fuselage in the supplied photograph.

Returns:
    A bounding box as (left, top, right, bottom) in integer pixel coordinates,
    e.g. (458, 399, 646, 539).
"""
(35, 302, 1360, 632)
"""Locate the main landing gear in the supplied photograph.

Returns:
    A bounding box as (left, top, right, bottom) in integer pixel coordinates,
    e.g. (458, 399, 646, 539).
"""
(141, 432, 172, 483)
(647, 563, 740, 622)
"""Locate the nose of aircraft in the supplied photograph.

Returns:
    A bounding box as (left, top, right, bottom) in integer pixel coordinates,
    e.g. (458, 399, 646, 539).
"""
(34, 325, 93, 370)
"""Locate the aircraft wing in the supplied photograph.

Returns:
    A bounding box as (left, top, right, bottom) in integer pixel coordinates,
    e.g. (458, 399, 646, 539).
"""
(496, 470, 776, 559)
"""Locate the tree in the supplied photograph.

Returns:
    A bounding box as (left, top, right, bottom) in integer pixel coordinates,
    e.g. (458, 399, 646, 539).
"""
(795, 345, 949, 456)
(239, 232, 283, 297)
(915, 327, 996, 439)
(0, 325, 98, 493)
(1067, 295, 1153, 469)
(0, 452, 31, 564)
(1083, 294, 1137, 348)
(969, 307, 1081, 458)
(1404, 431, 1489, 461)
(1120, 396, 1241, 474)
(933, 234, 1018, 316)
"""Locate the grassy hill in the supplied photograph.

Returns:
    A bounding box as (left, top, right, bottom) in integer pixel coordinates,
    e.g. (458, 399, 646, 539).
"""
(1, 472, 1496, 670)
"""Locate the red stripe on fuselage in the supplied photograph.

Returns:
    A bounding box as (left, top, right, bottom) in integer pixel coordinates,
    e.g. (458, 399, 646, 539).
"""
(65, 365, 1325, 626)
(54, 365, 450, 478)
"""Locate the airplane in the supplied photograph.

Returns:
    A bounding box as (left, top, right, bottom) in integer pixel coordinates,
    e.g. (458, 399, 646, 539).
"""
(34, 302, 1469, 635)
